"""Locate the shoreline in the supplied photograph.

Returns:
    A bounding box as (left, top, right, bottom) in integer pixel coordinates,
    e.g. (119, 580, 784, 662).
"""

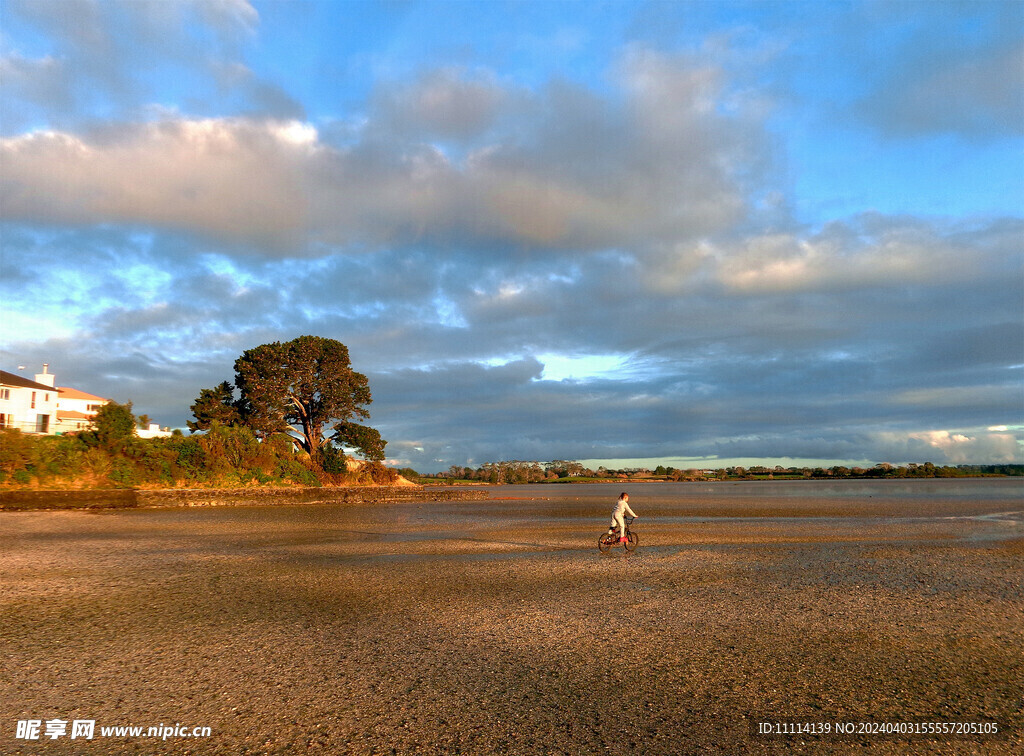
(0, 485, 490, 511)
(3, 476, 1017, 512)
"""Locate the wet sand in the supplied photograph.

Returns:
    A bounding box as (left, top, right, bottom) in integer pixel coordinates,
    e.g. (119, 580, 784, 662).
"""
(2, 480, 1022, 754)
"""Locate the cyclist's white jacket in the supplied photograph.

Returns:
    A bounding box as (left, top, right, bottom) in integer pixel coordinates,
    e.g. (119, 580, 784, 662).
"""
(611, 498, 637, 522)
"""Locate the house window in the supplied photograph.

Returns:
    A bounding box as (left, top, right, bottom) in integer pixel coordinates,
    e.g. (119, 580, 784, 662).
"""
(0, 388, 9, 400)
(0, 413, 8, 427)
(31, 392, 36, 409)
(35, 414, 49, 433)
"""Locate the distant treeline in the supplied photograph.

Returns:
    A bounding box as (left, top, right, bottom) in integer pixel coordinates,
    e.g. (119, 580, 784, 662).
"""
(0, 402, 397, 490)
(406, 460, 1023, 484)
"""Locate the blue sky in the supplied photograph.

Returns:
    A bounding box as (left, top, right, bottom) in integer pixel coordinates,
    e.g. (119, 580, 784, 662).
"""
(2, 0, 1021, 471)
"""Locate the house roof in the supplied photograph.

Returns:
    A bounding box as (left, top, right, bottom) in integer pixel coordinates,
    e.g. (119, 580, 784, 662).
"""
(57, 386, 107, 402)
(0, 370, 63, 392)
(57, 410, 93, 421)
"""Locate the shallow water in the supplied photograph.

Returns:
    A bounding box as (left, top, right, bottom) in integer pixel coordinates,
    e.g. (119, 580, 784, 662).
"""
(494, 477, 1024, 502)
(2, 479, 1018, 568)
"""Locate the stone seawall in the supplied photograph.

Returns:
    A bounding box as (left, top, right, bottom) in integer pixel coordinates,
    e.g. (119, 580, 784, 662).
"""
(0, 486, 491, 511)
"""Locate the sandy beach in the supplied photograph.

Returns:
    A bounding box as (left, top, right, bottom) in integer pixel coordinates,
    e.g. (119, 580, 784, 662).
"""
(2, 479, 1021, 754)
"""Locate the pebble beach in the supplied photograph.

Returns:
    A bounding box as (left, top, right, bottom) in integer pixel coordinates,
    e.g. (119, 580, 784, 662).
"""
(2, 479, 1021, 755)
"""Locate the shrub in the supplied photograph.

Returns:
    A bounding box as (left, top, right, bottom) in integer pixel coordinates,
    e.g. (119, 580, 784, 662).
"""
(174, 437, 207, 479)
(276, 458, 320, 486)
(356, 461, 399, 485)
(0, 428, 33, 477)
(82, 447, 112, 482)
(397, 467, 420, 481)
(31, 435, 87, 482)
(108, 458, 139, 488)
(247, 468, 273, 485)
(318, 444, 348, 475)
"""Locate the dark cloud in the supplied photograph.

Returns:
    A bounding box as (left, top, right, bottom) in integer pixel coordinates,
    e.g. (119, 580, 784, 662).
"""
(9, 209, 1021, 473)
(4, 212, 1020, 470)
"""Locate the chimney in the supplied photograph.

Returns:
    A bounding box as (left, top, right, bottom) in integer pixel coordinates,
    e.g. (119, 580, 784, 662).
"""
(35, 364, 56, 387)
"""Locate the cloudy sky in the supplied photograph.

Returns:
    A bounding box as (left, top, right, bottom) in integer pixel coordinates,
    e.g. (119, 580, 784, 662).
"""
(2, 0, 1022, 472)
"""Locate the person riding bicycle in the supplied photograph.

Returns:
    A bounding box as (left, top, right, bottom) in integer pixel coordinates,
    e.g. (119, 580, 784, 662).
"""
(608, 492, 637, 544)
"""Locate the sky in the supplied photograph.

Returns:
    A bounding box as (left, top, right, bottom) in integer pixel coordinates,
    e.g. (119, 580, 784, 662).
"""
(1, 0, 1022, 473)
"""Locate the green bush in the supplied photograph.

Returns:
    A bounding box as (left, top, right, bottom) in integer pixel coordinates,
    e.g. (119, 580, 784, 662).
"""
(246, 468, 271, 485)
(25, 436, 87, 485)
(397, 467, 420, 481)
(0, 428, 33, 477)
(124, 439, 177, 485)
(108, 458, 139, 488)
(82, 447, 111, 481)
(356, 461, 399, 484)
(276, 458, 321, 486)
(318, 444, 348, 475)
(174, 437, 207, 479)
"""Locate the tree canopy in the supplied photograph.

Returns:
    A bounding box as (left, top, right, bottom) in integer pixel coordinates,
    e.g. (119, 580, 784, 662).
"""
(189, 336, 386, 462)
(88, 400, 136, 450)
(187, 381, 240, 432)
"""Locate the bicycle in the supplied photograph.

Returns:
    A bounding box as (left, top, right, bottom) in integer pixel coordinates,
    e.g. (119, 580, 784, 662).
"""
(598, 515, 638, 554)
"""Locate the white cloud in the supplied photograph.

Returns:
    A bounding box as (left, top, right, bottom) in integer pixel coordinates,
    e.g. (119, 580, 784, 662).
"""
(715, 217, 1017, 294)
(2, 51, 767, 254)
(1, 119, 316, 244)
(373, 68, 506, 140)
(897, 430, 1020, 465)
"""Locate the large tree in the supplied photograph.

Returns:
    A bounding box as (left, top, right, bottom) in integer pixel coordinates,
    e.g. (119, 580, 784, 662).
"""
(189, 336, 385, 462)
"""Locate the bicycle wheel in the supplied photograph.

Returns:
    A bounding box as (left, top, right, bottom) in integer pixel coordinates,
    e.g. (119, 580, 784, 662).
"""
(624, 531, 638, 552)
(598, 533, 613, 553)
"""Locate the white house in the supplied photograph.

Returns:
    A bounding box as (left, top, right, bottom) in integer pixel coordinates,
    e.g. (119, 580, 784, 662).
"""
(54, 384, 109, 434)
(137, 423, 173, 439)
(0, 368, 58, 433)
(2, 364, 171, 437)
(23, 363, 111, 434)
